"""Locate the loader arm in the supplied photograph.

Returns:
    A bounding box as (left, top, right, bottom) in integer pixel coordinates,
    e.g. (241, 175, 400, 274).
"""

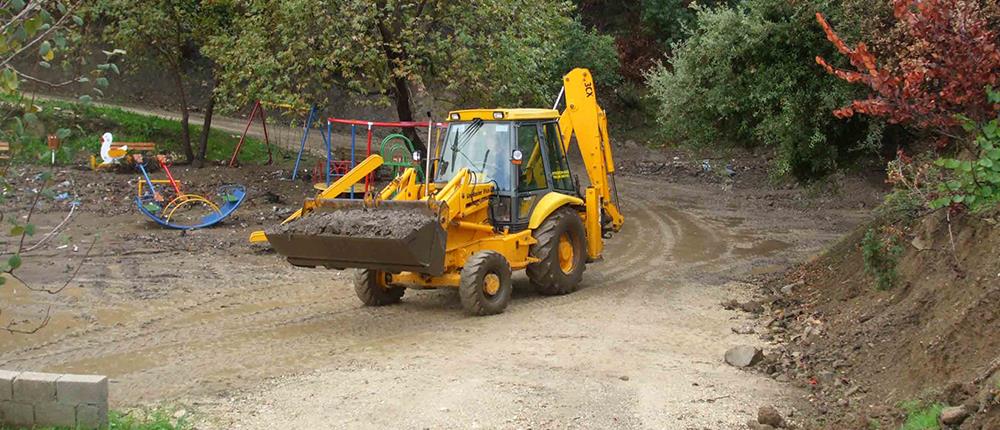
(558, 68, 624, 233)
(426, 167, 493, 228)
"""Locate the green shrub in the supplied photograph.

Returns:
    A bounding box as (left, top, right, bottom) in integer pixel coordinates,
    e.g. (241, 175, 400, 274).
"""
(640, 0, 732, 45)
(555, 18, 622, 91)
(931, 90, 1000, 213)
(644, 0, 875, 180)
(899, 400, 944, 430)
(861, 227, 904, 291)
(876, 189, 925, 224)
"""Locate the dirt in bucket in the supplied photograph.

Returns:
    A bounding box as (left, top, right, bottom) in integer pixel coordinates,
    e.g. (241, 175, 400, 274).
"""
(267, 207, 438, 239)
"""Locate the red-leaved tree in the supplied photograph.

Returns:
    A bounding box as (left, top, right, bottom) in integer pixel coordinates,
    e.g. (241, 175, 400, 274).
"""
(816, 0, 1000, 134)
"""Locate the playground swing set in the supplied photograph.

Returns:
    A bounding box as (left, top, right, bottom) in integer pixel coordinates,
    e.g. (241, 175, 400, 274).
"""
(88, 98, 439, 230)
(284, 111, 445, 199)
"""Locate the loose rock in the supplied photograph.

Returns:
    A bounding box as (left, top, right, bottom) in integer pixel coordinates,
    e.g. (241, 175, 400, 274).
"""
(758, 405, 786, 428)
(780, 280, 804, 295)
(939, 405, 969, 426)
(725, 345, 764, 367)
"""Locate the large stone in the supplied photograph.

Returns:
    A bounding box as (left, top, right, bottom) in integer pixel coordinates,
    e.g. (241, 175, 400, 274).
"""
(725, 345, 764, 367)
(0, 400, 34, 427)
(758, 405, 786, 428)
(939, 405, 969, 426)
(34, 401, 76, 427)
(12, 372, 58, 403)
(56, 374, 108, 405)
(0, 370, 17, 401)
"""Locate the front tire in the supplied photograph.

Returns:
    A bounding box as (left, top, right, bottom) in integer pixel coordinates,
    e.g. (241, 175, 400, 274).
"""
(459, 251, 513, 316)
(353, 269, 405, 306)
(527, 207, 587, 295)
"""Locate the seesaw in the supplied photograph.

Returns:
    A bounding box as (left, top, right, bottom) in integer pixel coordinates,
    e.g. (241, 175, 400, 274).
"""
(134, 155, 246, 230)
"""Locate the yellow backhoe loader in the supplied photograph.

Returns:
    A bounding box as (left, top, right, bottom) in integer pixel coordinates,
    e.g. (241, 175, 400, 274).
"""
(251, 68, 624, 315)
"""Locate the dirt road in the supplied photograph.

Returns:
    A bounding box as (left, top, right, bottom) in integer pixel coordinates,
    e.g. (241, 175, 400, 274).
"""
(0, 158, 875, 428)
(28, 92, 386, 156)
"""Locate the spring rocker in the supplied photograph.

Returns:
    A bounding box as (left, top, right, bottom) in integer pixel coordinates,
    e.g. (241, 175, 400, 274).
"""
(134, 154, 246, 229)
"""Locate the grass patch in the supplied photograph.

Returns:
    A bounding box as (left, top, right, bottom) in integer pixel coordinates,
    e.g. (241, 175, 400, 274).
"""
(3, 97, 275, 165)
(1, 409, 190, 430)
(899, 400, 944, 430)
(0, 409, 194, 430)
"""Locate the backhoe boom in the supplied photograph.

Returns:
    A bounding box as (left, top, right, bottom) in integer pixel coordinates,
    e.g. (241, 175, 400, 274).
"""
(558, 68, 624, 233)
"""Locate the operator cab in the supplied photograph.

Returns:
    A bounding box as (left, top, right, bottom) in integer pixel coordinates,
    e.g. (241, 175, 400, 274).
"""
(437, 109, 577, 232)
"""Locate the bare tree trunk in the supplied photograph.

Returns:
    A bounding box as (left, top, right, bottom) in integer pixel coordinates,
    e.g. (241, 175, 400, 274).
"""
(194, 95, 215, 168)
(390, 75, 424, 152)
(376, 18, 424, 152)
(172, 66, 194, 163)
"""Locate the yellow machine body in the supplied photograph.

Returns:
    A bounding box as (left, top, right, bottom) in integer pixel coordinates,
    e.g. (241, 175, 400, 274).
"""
(253, 68, 624, 314)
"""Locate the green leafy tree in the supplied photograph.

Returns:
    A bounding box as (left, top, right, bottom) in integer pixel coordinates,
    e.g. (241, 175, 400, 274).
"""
(932, 91, 1000, 212)
(641, 0, 731, 45)
(206, 0, 618, 151)
(645, 0, 875, 179)
(90, 0, 235, 166)
(0, 0, 112, 334)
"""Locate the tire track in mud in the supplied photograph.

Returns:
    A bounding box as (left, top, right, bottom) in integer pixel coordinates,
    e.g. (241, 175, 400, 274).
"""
(1, 175, 790, 404)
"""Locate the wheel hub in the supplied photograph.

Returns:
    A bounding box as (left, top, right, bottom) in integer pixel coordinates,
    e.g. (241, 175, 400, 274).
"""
(558, 232, 574, 274)
(483, 273, 501, 296)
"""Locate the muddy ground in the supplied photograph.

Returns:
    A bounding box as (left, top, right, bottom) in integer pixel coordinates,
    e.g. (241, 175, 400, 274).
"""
(0, 144, 886, 429)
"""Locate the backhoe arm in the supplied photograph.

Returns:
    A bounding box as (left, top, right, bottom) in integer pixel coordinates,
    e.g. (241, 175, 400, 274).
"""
(558, 68, 624, 233)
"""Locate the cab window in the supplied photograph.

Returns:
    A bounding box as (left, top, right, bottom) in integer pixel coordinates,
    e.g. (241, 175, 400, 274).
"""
(542, 122, 573, 191)
(437, 121, 512, 191)
(516, 123, 547, 192)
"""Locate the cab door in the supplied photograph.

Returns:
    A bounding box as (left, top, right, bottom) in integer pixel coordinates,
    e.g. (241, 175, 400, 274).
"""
(510, 121, 576, 230)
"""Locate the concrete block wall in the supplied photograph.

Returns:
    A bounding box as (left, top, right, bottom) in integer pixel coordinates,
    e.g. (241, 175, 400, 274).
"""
(0, 370, 108, 429)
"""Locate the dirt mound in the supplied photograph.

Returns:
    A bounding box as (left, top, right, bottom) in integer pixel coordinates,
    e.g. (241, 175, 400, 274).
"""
(268, 207, 437, 238)
(753, 212, 1000, 428)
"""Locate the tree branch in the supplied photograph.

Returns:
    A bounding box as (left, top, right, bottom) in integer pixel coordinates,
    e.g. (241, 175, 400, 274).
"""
(1, 305, 51, 334)
(11, 67, 80, 88)
(0, 0, 83, 69)
(20, 235, 95, 295)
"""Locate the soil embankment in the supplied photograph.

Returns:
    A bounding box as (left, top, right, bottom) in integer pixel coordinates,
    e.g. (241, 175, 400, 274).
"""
(752, 211, 1000, 429)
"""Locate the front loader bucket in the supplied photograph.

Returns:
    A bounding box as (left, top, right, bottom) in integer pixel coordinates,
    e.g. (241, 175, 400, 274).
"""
(266, 199, 446, 276)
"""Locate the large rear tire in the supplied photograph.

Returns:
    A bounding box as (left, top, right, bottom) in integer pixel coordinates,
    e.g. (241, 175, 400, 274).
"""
(459, 251, 513, 316)
(527, 207, 587, 296)
(353, 269, 405, 306)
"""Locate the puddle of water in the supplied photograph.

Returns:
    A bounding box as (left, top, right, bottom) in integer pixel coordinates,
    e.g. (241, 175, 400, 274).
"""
(732, 239, 791, 258)
(661, 206, 727, 263)
(750, 264, 788, 276)
(0, 281, 137, 354)
(53, 349, 162, 377)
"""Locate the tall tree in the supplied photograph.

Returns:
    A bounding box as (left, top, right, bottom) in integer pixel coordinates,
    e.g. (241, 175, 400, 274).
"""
(91, 0, 233, 166)
(0, 0, 115, 334)
(206, 0, 613, 151)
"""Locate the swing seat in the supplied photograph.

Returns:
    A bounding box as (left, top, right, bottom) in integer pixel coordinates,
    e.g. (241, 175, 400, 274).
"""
(136, 185, 247, 230)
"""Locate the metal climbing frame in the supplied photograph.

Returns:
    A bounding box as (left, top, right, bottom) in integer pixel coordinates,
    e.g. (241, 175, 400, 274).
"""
(324, 117, 445, 195)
